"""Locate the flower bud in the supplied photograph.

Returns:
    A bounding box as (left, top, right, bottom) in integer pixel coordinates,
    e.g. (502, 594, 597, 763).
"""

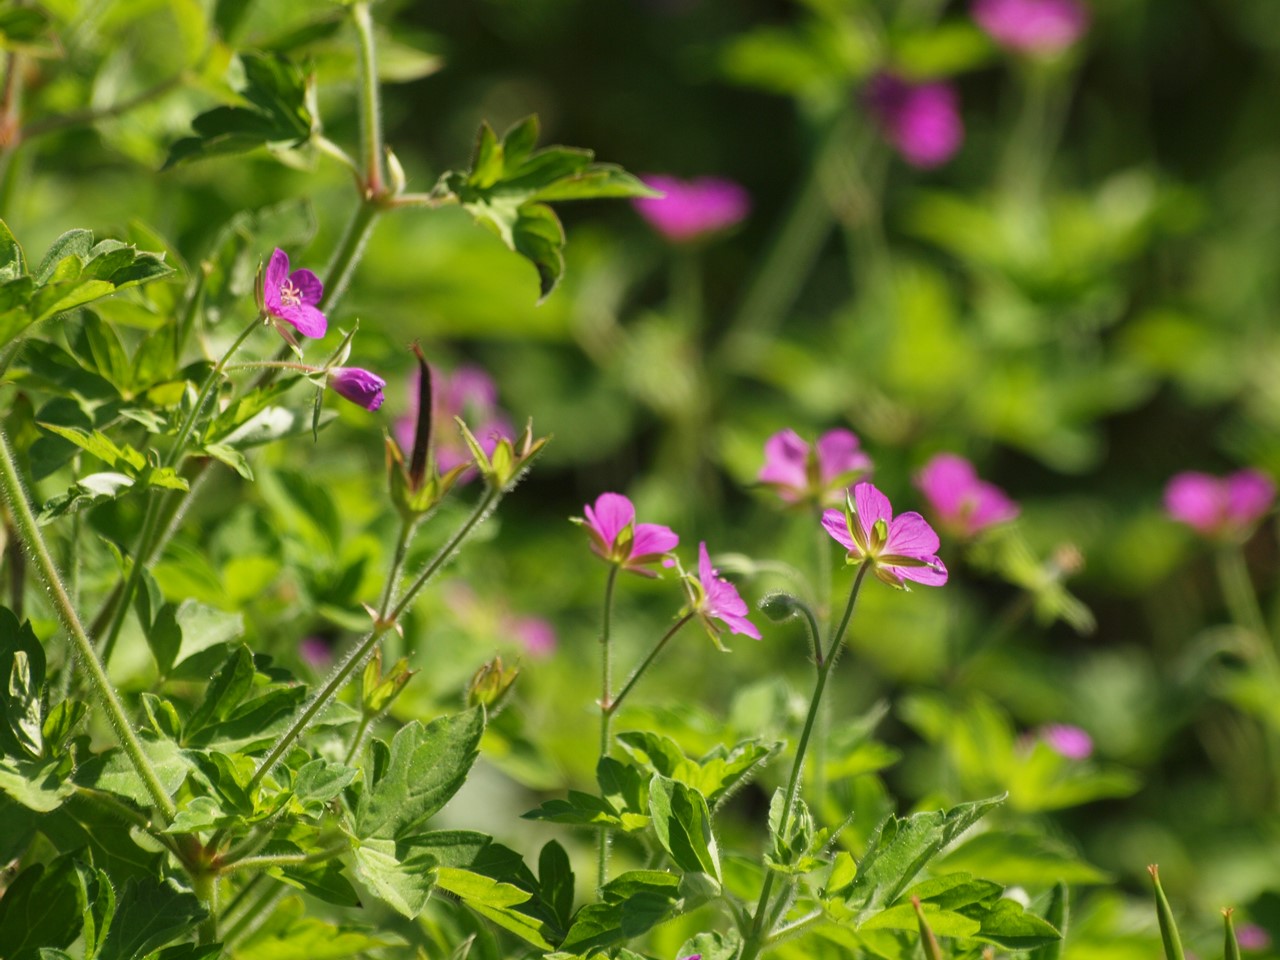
(467, 655, 518, 712)
(758, 592, 805, 623)
(458, 417, 549, 490)
(361, 648, 415, 716)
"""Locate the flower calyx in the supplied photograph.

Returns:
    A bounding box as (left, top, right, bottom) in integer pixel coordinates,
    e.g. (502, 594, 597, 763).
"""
(458, 416, 549, 491)
(361, 647, 415, 717)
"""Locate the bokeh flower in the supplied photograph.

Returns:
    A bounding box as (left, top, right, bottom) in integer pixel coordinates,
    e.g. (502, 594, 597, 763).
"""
(397, 363, 514, 479)
(758, 428, 873, 508)
(633, 175, 750, 242)
(510, 615, 557, 658)
(691, 542, 760, 641)
(1237, 924, 1272, 951)
(822, 482, 948, 588)
(915, 453, 1019, 539)
(972, 0, 1090, 55)
(576, 492, 679, 576)
(328, 367, 386, 411)
(298, 635, 334, 670)
(263, 248, 327, 339)
(865, 73, 964, 169)
(1040, 723, 1093, 760)
(1164, 469, 1275, 540)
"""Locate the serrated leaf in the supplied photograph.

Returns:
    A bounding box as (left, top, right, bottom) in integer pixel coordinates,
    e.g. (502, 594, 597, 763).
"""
(97, 877, 207, 960)
(961, 897, 1062, 949)
(434, 867, 554, 950)
(352, 839, 435, 918)
(0, 609, 45, 760)
(183, 644, 256, 739)
(647, 774, 721, 882)
(537, 839, 574, 932)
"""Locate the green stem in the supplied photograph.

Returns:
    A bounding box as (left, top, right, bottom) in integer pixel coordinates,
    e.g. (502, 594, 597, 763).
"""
(194, 871, 218, 945)
(351, 1, 385, 197)
(378, 516, 417, 618)
(345, 714, 372, 765)
(672, 248, 702, 334)
(765, 907, 824, 945)
(220, 843, 348, 874)
(596, 562, 620, 890)
(166, 315, 262, 469)
(1216, 545, 1269, 645)
(744, 561, 871, 957)
(321, 199, 381, 314)
(605, 612, 694, 719)
(0, 427, 177, 821)
(221, 882, 285, 949)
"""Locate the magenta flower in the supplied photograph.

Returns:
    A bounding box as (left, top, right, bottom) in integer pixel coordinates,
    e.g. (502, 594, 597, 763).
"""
(691, 542, 761, 641)
(396, 363, 514, 479)
(1040, 724, 1093, 760)
(263, 248, 327, 339)
(328, 367, 386, 411)
(576, 492, 680, 576)
(633, 175, 750, 243)
(298, 635, 334, 670)
(1164, 469, 1275, 540)
(822, 482, 948, 588)
(510, 615, 557, 658)
(1237, 924, 1272, 951)
(915, 453, 1019, 539)
(758, 428, 873, 507)
(972, 0, 1090, 55)
(865, 73, 964, 169)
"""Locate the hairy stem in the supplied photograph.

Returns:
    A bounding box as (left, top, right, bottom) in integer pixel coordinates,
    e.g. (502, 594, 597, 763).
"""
(351, 1, 385, 197)
(597, 563, 620, 890)
(605, 612, 695, 719)
(0, 428, 177, 821)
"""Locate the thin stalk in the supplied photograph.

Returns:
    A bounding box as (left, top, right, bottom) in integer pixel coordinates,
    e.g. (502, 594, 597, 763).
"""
(220, 843, 348, 874)
(344, 714, 372, 764)
(194, 871, 218, 945)
(72, 786, 185, 861)
(1216, 545, 1269, 646)
(765, 907, 824, 945)
(221, 883, 286, 949)
(248, 488, 502, 793)
(596, 562, 620, 890)
(22, 72, 183, 140)
(351, 1, 385, 196)
(321, 199, 380, 314)
(672, 248, 702, 334)
(166, 316, 262, 468)
(743, 561, 871, 957)
(0, 428, 176, 821)
(377, 516, 417, 618)
(605, 612, 694, 719)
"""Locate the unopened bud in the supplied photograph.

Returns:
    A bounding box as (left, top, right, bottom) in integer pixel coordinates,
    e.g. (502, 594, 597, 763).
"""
(467, 655, 518, 712)
(758, 592, 804, 624)
(361, 648, 415, 716)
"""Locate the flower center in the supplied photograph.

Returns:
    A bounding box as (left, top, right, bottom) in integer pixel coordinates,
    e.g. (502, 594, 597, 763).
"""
(279, 279, 303, 307)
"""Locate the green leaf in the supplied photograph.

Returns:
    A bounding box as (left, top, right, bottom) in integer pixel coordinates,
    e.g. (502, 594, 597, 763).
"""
(183, 644, 256, 739)
(165, 52, 313, 167)
(961, 897, 1062, 950)
(98, 877, 207, 960)
(75, 736, 192, 808)
(352, 838, 436, 918)
(277, 858, 362, 908)
(37, 230, 95, 284)
(846, 796, 1004, 917)
(936, 829, 1111, 886)
(165, 795, 233, 834)
(293, 758, 358, 810)
(0, 757, 74, 812)
(647, 774, 721, 882)
(558, 871, 680, 952)
(0, 218, 25, 279)
(355, 708, 485, 840)
(0, 857, 83, 959)
(522, 789, 635, 829)
(233, 895, 403, 960)
(0, 609, 45, 759)
(434, 867, 554, 950)
(537, 839, 574, 932)
(859, 901, 982, 938)
(1029, 883, 1069, 960)
(677, 930, 743, 960)
(399, 830, 492, 869)
(147, 603, 183, 677)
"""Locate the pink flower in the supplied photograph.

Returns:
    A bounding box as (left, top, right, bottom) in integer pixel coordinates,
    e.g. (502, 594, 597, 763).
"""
(915, 453, 1019, 539)
(692, 542, 760, 641)
(299, 635, 334, 670)
(577, 493, 680, 576)
(758, 428, 873, 507)
(972, 0, 1090, 55)
(1164, 469, 1275, 540)
(510, 615, 557, 658)
(1237, 924, 1272, 951)
(865, 73, 964, 169)
(633, 175, 750, 243)
(822, 482, 948, 588)
(328, 367, 386, 411)
(263, 248, 327, 339)
(397, 363, 514, 479)
(1040, 723, 1093, 760)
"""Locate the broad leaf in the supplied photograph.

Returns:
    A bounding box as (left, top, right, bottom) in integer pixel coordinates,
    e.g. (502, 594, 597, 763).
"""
(434, 866, 554, 950)
(97, 877, 207, 960)
(647, 774, 721, 882)
(0, 609, 45, 759)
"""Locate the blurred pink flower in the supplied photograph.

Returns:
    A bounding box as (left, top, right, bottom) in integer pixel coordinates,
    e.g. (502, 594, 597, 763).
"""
(1238, 924, 1272, 951)
(396, 363, 514, 479)
(1164, 469, 1275, 540)
(972, 0, 1090, 55)
(822, 482, 948, 588)
(692, 542, 760, 640)
(758, 428, 873, 507)
(1040, 723, 1093, 760)
(865, 73, 964, 169)
(576, 492, 680, 576)
(915, 453, 1019, 539)
(299, 635, 334, 670)
(510, 615, 557, 658)
(633, 175, 750, 242)
(263, 248, 327, 339)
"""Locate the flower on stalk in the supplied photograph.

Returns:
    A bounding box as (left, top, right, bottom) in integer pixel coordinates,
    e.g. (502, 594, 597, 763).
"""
(1237, 924, 1272, 952)
(1164, 469, 1275, 541)
(263, 247, 327, 339)
(865, 73, 964, 169)
(758, 428, 873, 508)
(632, 175, 750, 243)
(328, 367, 386, 411)
(972, 0, 1090, 55)
(685, 542, 761, 644)
(1039, 723, 1093, 760)
(575, 492, 679, 576)
(915, 453, 1019, 539)
(822, 482, 948, 588)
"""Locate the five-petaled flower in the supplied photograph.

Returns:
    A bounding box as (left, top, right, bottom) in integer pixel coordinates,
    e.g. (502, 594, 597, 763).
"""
(758, 428, 873, 508)
(576, 493, 679, 576)
(690, 542, 761, 642)
(633, 175, 750, 243)
(915, 453, 1019, 539)
(1164, 469, 1275, 541)
(865, 73, 964, 169)
(972, 0, 1090, 56)
(263, 248, 327, 339)
(822, 482, 948, 588)
(328, 367, 386, 411)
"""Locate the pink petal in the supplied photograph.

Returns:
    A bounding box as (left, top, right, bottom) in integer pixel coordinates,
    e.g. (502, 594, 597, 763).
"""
(584, 493, 635, 549)
(758, 429, 810, 494)
(289, 268, 324, 306)
(972, 0, 1090, 54)
(853, 482, 893, 541)
(265, 248, 289, 291)
(966, 483, 1020, 532)
(633, 174, 750, 242)
(1225, 469, 1275, 527)
(821, 509, 856, 551)
(281, 303, 328, 339)
(816, 428, 872, 484)
(889, 555, 949, 586)
(915, 453, 978, 518)
(632, 522, 679, 558)
(885, 511, 942, 559)
(1164, 472, 1223, 533)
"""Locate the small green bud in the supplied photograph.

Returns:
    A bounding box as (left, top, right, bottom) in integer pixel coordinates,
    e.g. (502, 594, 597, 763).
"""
(758, 591, 804, 623)
(361, 648, 415, 716)
(467, 655, 518, 712)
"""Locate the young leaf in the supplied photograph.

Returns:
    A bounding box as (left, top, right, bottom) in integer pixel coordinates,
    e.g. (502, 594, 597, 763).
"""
(433, 866, 554, 950)
(352, 839, 436, 918)
(0, 609, 46, 759)
(647, 774, 721, 882)
(537, 839, 574, 932)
